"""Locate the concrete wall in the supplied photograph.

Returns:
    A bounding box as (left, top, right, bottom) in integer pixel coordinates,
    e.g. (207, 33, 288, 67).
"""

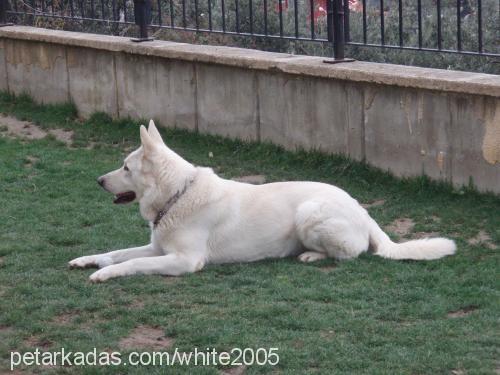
(1, 26, 499, 193)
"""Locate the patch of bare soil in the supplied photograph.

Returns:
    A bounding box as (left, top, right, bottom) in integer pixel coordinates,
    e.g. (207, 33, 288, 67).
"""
(78, 314, 107, 330)
(467, 230, 498, 250)
(48, 129, 74, 146)
(221, 365, 246, 375)
(361, 199, 386, 209)
(447, 305, 478, 318)
(385, 218, 415, 237)
(129, 299, 145, 309)
(0, 325, 14, 336)
(52, 311, 77, 325)
(231, 175, 267, 184)
(6, 370, 26, 375)
(319, 330, 335, 339)
(119, 326, 173, 350)
(0, 114, 47, 140)
(24, 336, 52, 349)
(24, 156, 39, 168)
(0, 114, 73, 145)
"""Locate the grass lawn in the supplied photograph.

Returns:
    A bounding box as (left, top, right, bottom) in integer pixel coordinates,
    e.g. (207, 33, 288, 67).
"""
(0, 93, 498, 374)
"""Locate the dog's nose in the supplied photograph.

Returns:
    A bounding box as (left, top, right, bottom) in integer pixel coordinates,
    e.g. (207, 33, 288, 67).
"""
(97, 177, 105, 187)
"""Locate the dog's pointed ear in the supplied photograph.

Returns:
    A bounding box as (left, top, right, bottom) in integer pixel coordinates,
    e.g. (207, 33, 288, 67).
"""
(140, 125, 156, 152)
(148, 120, 164, 145)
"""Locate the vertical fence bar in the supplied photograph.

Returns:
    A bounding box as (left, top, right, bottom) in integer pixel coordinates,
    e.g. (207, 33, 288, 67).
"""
(309, 0, 315, 39)
(379, 0, 384, 45)
(41, 0, 46, 13)
(123, 0, 127, 22)
(208, 0, 212, 29)
(294, 0, 298, 38)
(263, 0, 267, 34)
(169, 0, 174, 27)
(456, 0, 461, 50)
(221, 0, 225, 31)
(477, 0, 482, 53)
(70, 0, 75, 17)
(132, 0, 153, 41)
(324, 0, 354, 62)
(90, 0, 95, 18)
(194, 0, 199, 29)
(157, 0, 162, 25)
(80, 0, 85, 18)
(0, 0, 11, 25)
(398, 0, 403, 46)
(182, 0, 186, 28)
(278, 0, 283, 37)
(436, 0, 442, 50)
(249, 0, 253, 33)
(417, 0, 422, 48)
(100, 0, 105, 19)
(235, 0, 239, 33)
(330, 0, 345, 59)
(326, 0, 333, 43)
(333, 0, 343, 58)
(362, 0, 366, 43)
(343, 0, 349, 42)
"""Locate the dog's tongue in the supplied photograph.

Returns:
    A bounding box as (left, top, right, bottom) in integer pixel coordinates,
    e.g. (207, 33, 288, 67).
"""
(113, 191, 136, 204)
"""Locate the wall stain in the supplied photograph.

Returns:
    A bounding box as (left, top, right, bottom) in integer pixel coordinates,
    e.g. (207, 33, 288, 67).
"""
(482, 99, 500, 164)
(400, 92, 413, 135)
(6, 41, 64, 71)
(364, 86, 376, 110)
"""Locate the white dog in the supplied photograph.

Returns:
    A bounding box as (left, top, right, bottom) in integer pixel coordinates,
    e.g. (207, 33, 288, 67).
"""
(69, 121, 456, 282)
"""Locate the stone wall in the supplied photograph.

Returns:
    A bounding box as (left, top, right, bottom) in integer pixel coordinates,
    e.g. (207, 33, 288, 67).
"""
(1, 26, 499, 193)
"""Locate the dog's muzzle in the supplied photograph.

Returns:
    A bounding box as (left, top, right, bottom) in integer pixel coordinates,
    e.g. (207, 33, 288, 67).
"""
(96, 176, 136, 204)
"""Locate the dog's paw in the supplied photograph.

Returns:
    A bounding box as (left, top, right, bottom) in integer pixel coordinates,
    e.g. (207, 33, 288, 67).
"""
(69, 255, 112, 269)
(89, 266, 120, 283)
(69, 255, 99, 269)
(298, 251, 327, 263)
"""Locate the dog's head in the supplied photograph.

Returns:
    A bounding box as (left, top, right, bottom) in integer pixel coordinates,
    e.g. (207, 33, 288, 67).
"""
(97, 120, 178, 205)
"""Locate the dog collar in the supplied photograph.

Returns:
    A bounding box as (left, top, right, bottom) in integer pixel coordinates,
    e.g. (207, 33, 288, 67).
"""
(153, 179, 193, 228)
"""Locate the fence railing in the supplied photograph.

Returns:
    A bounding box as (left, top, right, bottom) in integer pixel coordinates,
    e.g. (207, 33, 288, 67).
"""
(0, 0, 498, 59)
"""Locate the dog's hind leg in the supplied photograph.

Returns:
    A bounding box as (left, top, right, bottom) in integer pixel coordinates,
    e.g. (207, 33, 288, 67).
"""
(69, 244, 161, 269)
(298, 251, 327, 263)
(295, 200, 369, 261)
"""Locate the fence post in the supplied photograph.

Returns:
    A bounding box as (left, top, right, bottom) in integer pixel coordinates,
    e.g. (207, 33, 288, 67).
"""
(0, 0, 13, 26)
(324, 0, 354, 63)
(131, 0, 154, 42)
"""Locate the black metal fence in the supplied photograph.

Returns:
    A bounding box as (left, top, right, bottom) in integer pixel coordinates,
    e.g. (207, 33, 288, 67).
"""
(1, 0, 498, 60)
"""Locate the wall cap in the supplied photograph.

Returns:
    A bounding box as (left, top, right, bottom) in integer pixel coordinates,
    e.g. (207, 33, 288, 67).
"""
(0, 26, 499, 97)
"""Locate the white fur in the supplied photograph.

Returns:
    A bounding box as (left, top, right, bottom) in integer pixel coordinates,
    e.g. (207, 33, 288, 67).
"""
(69, 121, 456, 282)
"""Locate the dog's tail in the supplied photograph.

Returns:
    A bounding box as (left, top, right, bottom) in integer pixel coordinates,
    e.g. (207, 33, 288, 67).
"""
(368, 218, 456, 260)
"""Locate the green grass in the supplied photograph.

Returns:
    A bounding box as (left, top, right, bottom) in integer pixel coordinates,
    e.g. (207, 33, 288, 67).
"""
(0, 92, 498, 374)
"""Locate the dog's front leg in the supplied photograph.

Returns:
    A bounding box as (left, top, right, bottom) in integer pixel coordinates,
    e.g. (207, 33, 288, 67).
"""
(69, 244, 161, 269)
(88, 253, 205, 282)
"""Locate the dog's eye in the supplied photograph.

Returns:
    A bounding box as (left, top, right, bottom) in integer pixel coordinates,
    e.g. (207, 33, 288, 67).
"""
(124, 165, 129, 171)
